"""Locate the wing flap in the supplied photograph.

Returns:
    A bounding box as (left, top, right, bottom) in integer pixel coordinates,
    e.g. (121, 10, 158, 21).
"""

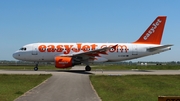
(73, 44, 117, 56)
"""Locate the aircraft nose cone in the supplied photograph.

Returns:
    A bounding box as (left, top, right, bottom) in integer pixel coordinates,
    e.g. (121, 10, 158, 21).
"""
(13, 52, 20, 60)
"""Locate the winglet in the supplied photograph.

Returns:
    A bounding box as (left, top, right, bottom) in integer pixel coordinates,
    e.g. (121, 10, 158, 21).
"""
(133, 16, 167, 44)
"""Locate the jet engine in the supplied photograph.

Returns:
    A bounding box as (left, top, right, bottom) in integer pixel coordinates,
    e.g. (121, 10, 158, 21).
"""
(55, 56, 74, 68)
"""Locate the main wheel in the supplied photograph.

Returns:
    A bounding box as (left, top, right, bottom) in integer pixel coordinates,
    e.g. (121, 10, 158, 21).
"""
(34, 67, 38, 71)
(85, 65, 91, 71)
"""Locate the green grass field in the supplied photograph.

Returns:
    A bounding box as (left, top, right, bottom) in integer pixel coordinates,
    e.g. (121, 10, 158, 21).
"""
(0, 64, 180, 71)
(92, 65, 180, 70)
(90, 75, 180, 101)
(0, 74, 52, 101)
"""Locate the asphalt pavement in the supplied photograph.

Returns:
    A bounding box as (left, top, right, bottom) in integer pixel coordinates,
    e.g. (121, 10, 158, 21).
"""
(14, 71, 100, 101)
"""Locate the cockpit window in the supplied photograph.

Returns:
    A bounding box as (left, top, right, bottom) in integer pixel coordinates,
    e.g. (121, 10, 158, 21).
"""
(19, 47, 26, 51)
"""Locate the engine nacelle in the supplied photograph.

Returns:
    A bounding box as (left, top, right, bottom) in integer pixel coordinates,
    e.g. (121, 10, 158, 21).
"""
(55, 56, 73, 68)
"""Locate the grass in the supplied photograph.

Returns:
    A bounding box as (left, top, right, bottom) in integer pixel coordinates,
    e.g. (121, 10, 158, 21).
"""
(0, 74, 52, 101)
(0, 64, 180, 71)
(92, 65, 180, 70)
(90, 75, 180, 101)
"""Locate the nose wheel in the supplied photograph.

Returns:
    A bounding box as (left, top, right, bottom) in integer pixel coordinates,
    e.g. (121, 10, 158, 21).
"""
(34, 67, 38, 71)
(85, 65, 91, 71)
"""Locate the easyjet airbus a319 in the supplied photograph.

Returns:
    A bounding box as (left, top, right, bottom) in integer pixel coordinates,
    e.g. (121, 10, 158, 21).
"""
(13, 16, 172, 71)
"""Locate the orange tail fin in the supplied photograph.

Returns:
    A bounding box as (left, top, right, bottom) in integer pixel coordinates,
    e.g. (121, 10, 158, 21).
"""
(133, 16, 167, 44)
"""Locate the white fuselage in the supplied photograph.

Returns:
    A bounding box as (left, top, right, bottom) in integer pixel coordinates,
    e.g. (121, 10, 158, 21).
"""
(13, 43, 171, 62)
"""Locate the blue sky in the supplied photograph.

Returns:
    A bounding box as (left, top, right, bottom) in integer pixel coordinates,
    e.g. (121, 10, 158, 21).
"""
(0, 0, 180, 62)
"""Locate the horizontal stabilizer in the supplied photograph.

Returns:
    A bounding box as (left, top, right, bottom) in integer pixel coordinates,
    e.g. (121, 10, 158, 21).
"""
(147, 45, 173, 52)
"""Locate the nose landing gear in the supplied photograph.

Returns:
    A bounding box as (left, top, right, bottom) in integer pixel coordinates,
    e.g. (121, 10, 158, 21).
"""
(34, 63, 39, 71)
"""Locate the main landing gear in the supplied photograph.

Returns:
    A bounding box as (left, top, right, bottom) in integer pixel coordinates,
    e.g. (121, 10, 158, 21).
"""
(34, 63, 39, 71)
(85, 65, 91, 71)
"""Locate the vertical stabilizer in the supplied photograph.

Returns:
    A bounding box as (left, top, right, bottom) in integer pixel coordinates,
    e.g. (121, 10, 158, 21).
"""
(133, 16, 166, 44)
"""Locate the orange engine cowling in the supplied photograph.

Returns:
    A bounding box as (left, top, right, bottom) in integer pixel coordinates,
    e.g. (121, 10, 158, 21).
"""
(55, 56, 73, 68)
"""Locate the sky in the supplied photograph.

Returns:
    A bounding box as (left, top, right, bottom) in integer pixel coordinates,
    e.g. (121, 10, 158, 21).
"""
(0, 0, 180, 62)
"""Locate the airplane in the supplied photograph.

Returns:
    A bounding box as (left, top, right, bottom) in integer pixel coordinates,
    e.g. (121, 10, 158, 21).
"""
(13, 16, 172, 71)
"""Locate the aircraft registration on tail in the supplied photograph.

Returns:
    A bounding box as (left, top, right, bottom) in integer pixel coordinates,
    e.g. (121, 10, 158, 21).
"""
(13, 16, 173, 71)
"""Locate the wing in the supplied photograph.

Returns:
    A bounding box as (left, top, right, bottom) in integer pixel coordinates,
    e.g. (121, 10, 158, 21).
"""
(60, 44, 118, 61)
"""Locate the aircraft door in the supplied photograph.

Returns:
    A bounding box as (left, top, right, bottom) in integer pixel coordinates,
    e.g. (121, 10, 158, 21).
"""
(32, 45, 38, 55)
(132, 45, 138, 55)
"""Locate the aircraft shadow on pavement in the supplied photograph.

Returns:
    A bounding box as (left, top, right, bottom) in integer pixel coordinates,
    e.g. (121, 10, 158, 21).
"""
(132, 70, 153, 72)
(46, 70, 93, 74)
